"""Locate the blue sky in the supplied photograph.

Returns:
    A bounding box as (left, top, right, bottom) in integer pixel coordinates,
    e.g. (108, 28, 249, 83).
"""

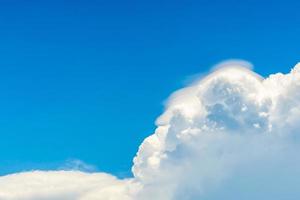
(0, 0, 299, 177)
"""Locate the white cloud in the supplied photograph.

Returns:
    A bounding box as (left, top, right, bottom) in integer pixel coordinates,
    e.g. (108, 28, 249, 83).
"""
(1, 61, 300, 200)
(0, 171, 138, 200)
(133, 61, 300, 199)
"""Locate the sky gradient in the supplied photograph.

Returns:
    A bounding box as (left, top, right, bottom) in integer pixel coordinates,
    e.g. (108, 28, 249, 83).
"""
(0, 0, 300, 177)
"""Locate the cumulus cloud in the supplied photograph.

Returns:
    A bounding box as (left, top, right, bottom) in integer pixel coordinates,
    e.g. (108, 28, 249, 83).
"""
(0, 171, 138, 200)
(1, 61, 300, 200)
(134, 61, 300, 199)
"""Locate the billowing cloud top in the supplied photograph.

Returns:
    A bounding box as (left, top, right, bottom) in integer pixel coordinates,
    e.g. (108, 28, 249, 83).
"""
(2, 61, 300, 200)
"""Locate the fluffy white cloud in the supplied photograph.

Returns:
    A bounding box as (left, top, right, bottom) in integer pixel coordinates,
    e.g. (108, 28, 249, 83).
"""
(133, 61, 300, 199)
(0, 171, 138, 200)
(2, 61, 300, 200)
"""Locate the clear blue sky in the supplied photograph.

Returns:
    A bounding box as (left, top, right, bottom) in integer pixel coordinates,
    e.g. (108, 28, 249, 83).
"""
(0, 0, 299, 176)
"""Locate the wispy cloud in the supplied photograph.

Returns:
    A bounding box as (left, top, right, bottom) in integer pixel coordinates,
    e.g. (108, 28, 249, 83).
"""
(58, 159, 97, 172)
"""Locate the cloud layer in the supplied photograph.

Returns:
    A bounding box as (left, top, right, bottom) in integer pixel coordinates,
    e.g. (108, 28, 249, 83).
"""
(2, 61, 300, 200)
(0, 171, 138, 200)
